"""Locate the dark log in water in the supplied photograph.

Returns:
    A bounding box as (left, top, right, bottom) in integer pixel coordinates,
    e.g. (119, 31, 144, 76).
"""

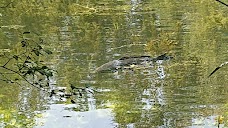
(95, 53, 173, 73)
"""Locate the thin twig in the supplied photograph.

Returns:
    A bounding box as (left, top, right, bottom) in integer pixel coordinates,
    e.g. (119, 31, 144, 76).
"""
(216, 0, 228, 7)
(0, 65, 43, 90)
(0, 2, 13, 8)
(3, 58, 13, 67)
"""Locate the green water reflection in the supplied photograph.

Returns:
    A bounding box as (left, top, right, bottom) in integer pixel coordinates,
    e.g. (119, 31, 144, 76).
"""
(0, 0, 227, 128)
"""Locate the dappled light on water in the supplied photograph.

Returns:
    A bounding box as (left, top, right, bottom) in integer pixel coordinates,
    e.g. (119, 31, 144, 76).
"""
(0, 0, 227, 128)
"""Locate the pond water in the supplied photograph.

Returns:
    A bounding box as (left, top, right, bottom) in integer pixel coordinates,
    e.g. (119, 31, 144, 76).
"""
(0, 0, 227, 128)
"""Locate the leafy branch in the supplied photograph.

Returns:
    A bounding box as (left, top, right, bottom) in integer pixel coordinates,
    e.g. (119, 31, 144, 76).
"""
(0, 32, 54, 90)
(0, 32, 95, 103)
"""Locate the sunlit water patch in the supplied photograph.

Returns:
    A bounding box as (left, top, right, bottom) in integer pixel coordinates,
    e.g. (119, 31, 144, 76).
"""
(34, 104, 116, 128)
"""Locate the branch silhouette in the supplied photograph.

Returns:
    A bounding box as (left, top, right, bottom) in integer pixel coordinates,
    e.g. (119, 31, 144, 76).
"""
(208, 61, 228, 77)
(216, 0, 228, 7)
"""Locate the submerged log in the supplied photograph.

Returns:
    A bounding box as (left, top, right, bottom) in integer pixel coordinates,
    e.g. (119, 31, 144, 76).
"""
(95, 53, 172, 73)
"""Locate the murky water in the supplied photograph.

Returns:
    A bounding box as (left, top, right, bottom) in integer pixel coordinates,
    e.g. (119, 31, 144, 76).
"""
(0, 0, 227, 128)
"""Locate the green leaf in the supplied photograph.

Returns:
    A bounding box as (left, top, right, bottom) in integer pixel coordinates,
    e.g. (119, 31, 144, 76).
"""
(21, 40, 27, 47)
(37, 69, 45, 75)
(37, 45, 42, 50)
(46, 71, 53, 77)
(26, 70, 34, 75)
(23, 32, 30, 34)
(41, 66, 48, 69)
(43, 70, 53, 77)
(33, 49, 40, 56)
(24, 60, 31, 63)
(13, 55, 19, 60)
(43, 49, 52, 54)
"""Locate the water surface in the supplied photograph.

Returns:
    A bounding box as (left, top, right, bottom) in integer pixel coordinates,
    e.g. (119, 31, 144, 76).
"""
(0, 0, 227, 128)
